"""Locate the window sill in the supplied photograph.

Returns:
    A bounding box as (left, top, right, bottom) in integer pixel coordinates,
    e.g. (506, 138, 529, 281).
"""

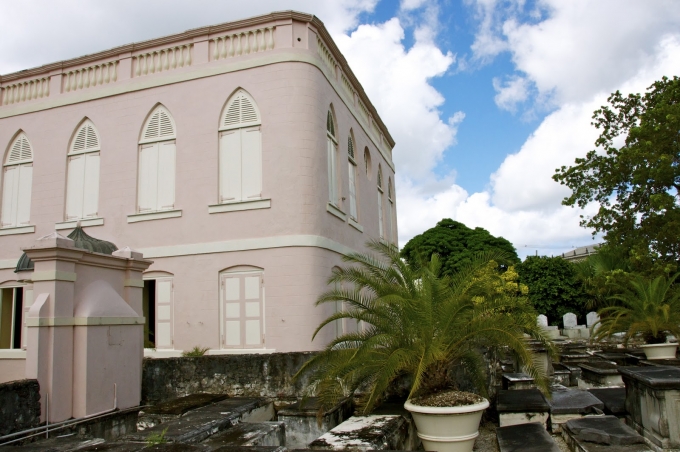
(0, 349, 26, 359)
(127, 209, 182, 223)
(0, 225, 35, 236)
(209, 198, 271, 214)
(55, 218, 104, 230)
(144, 349, 182, 358)
(208, 349, 276, 355)
(349, 218, 363, 232)
(327, 203, 347, 222)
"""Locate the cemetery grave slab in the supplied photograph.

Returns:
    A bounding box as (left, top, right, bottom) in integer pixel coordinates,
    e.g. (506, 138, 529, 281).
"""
(138, 394, 230, 429)
(551, 363, 571, 386)
(123, 397, 274, 444)
(496, 422, 560, 452)
(501, 373, 535, 390)
(75, 443, 147, 451)
(210, 447, 286, 452)
(277, 397, 353, 449)
(201, 422, 285, 449)
(497, 389, 550, 428)
(562, 363, 583, 386)
(562, 416, 651, 452)
(0, 437, 105, 451)
(639, 358, 680, 368)
(587, 388, 627, 417)
(578, 362, 624, 388)
(549, 386, 604, 433)
(593, 352, 640, 367)
(308, 415, 413, 451)
(559, 353, 591, 364)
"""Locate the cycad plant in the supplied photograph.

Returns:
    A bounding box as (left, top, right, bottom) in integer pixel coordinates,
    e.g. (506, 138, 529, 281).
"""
(296, 241, 553, 413)
(591, 273, 680, 345)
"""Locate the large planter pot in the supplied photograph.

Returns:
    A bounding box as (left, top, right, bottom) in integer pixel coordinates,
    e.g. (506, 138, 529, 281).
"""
(640, 343, 678, 360)
(404, 397, 489, 452)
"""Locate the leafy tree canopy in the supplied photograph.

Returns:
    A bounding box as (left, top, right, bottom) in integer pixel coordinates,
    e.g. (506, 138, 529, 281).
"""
(401, 219, 519, 277)
(516, 256, 587, 326)
(553, 76, 680, 272)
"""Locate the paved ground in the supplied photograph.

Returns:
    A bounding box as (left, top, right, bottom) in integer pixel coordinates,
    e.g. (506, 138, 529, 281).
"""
(473, 421, 570, 451)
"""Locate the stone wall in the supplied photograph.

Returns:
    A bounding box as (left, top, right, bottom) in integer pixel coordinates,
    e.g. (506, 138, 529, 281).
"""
(0, 379, 41, 436)
(141, 352, 316, 404)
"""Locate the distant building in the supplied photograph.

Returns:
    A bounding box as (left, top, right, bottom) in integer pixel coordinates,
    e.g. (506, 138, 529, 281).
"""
(561, 244, 600, 262)
(0, 11, 397, 374)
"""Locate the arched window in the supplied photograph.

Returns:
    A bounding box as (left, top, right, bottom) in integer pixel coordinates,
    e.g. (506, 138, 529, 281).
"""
(218, 89, 262, 203)
(377, 165, 384, 239)
(138, 105, 176, 213)
(347, 132, 358, 221)
(65, 119, 101, 220)
(2, 133, 33, 228)
(364, 147, 372, 179)
(220, 266, 265, 349)
(387, 177, 394, 244)
(327, 108, 339, 206)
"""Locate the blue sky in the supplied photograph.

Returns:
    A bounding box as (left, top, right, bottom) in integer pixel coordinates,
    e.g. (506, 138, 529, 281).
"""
(1, 0, 679, 258)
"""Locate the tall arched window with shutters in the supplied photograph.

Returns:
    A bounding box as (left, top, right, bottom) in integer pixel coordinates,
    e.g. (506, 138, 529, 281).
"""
(377, 165, 384, 239)
(2, 133, 33, 228)
(218, 89, 262, 204)
(137, 105, 176, 213)
(347, 131, 358, 221)
(65, 119, 101, 221)
(387, 177, 394, 244)
(327, 108, 339, 206)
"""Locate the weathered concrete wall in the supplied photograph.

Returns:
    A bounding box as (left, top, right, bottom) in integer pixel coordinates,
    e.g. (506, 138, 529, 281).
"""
(0, 379, 41, 436)
(141, 352, 315, 404)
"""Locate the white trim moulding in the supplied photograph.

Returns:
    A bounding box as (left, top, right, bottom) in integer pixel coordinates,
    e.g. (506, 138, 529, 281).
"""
(0, 349, 26, 359)
(55, 217, 104, 230)
(0, 225, 35, 236)
(327, 203, 347, 222)
(349, 218, 364, 232)
(208, 198, 271, 214)
(127, 209, 182, 223)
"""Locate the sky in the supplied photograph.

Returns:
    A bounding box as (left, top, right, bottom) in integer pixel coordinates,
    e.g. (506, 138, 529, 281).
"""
(1, 0, 679, 258)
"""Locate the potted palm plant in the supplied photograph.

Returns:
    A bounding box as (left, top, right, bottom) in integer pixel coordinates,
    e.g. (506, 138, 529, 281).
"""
(296, 241, 552, 452)
(591, 273, 680, 360)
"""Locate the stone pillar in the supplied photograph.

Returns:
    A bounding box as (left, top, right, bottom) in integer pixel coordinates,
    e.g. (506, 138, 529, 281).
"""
(23, 234, 152, 422)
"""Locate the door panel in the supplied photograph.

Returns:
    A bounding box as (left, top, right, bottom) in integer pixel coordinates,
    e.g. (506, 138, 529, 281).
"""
(221, 272, 264, 349)
(155, 277, 173, 349)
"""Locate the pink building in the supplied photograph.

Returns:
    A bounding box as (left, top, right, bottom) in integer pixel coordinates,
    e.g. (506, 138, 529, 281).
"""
(0, 11, 397, 381)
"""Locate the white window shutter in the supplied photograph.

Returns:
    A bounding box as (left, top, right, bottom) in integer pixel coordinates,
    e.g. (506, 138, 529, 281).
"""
(219, 130, 242, 202)
(16, 165, 32, 225)
(82, 153, 100, 217)
(138, 143, 158, 212)
(241, 128, 262, 199)
(243, 275, 262, 346)
(157, 142, 176, 210)
(155, 278, 173, 349)
(348, 162, 357, 220)
(387, 200, 393, 243)
(66, 155, 85, 220)
(378, 192, 384, 239)
(1, 167, 17, 227)
(327, 138, 337, 205)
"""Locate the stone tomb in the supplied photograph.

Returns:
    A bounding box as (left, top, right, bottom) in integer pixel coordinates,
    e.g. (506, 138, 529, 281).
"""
(308, 415, 417, 451)
(577, 362, 624, 388)
(497, 389, 550, 428)
(549, 385, 604, 433)
(502, 372, 536, 390)
(496, 422, 560, 452)
(138, 394, 229, 430)
(562, 313, 590, 339)
(538, 314, 561, 339)
(551, 363, 572, 386)
(587, 388, 627, 417)
(562, 416, 651, 452)
(619, 366, 680, 450)
(201, 421, 285, 449)
(277, 397, 354, 448)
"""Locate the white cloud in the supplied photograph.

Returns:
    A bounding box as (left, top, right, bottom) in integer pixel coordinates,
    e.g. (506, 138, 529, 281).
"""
(0, 0, 378, 74)
(492, 75, 530, 112)
(400, 0, 429, 11)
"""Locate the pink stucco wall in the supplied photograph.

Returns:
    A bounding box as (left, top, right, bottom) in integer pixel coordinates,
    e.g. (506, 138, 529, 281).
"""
(0, 12, 397, 355)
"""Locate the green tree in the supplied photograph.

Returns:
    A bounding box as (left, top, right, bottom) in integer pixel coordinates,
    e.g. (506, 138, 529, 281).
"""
(296, 241, 551, 413)
(401, 219, 519, 277)
(572, 246, 633, 310)
(516, 256, 587, 326)
(553, 76, 680, 272)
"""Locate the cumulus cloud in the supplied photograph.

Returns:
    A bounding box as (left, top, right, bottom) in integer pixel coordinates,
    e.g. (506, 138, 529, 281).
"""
(492, 75, 530, 112)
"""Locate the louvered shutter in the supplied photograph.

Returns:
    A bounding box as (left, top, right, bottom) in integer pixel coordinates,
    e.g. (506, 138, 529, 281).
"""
(142, 107, 175, 142)
(82, 153, 100, 217)
(221, 91, 260, 130)
(157, 142, 176, 210)
(387, 200, 393, 243)
(65, 155, 86, 219)
(327, 138, 337, 205)
(6, 135, 33, 166)
(222, 275, 241, 346)
(241, 128, 262, 199)
(155, 278, 173, 349)
(348, 162, 357, 220)
(219, 130, 242, 202)
(138, 143, 159, 212)
(1, 167, 17, 227)
(378, 192, 384, 239)
(143, 112, 160, 141)
(16, 165, 32, 225)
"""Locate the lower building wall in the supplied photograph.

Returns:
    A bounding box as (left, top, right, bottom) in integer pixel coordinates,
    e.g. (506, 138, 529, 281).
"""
(0, 378, 40, 436)
(0, 357, 26, 384)
(139, 245, 346, 353)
